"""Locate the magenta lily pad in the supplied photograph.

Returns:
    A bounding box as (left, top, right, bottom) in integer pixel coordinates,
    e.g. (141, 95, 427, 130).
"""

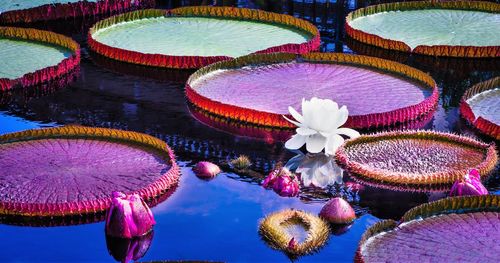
(336, 130, 497, 188)
(0, 126, 180, 218)
(187, 52, 438, 129)
(356, 195, 500, 263)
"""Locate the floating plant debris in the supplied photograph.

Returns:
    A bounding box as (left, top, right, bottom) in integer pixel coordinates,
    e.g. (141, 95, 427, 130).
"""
(259, 209, 330, 257)
(186, 52, 438, 129)
(0, 27, 80, 91)
(460, 77, 499, 140)
(356, 195, 500, 263)
(230, 155, 252, 170)
(336, 130, 498, 187)
(346, 1, 500, 58)
(88, 7, 319, 69)
(0, 126, 180, 218)
(0, 0, 154, 23)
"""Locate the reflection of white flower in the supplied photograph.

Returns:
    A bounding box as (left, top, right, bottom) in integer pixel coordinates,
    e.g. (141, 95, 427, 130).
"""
(285, 152, 343, 188)
(284, 97, 360, 155)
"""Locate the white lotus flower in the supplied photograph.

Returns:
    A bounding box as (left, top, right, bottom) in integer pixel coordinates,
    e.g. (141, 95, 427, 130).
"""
(286, 152, 343, 188)
(284, 97, 360, 155)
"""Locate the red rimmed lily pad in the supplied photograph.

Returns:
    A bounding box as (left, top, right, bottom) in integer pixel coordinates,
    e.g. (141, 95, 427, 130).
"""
(187, 52, 438, 129)
(356, 195, 500, 263)
(336, 130, 497, 187)
(0, 126, 180, 218)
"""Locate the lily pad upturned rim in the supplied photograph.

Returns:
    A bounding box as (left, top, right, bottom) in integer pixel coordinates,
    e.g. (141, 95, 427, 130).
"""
(345, 1, 500, 58)
(186, 52, 438, 129)
(460, 77, 500, 140)
(87, 7, 320, 69)
(0, 0, 154, 24)
(259, 209, 330, 256)
(335, 130, 498, 186)
(0, 125, 180, 218)
(355, 195, 500, 263)
(0, 27, 80, 92)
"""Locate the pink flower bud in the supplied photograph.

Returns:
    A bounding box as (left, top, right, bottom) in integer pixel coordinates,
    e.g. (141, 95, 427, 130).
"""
(193, 161, 221, 179)
(262, 168, 300, 197)
(319, 197, 356, 224)
(449, 170, 488, 197)
(288, 237, 298, 250)
(105, 191, 155, 238)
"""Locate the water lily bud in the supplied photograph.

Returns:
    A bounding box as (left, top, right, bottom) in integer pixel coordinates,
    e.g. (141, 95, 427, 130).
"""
(262, 167, 300, 197)
(288, 237, 297, 249)
(319, 197, 356, 224)
(193, 161, 221, 179)
(449, 169, 488, 197)
(105, 191, 156, 238)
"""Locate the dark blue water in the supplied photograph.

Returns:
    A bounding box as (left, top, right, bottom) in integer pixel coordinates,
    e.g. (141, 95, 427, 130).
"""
(0, 0, 498, 262)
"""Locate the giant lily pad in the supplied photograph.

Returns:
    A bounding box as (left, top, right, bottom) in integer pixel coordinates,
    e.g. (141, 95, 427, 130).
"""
(0, 27, 80, 91)
(335, 130, 498, 187)
(356, 195, 500, 263)
(345, 1, 500, 58)
(460, 77, 500, 140)
(88, 7, 320, 69)
(0, 0, 153, 23)
(0, 126, 180, 218)
(259, 209, 330, 257)
(187, 52, 437, 129)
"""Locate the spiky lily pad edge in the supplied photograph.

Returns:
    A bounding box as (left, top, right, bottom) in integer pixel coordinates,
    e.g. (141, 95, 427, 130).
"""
(345, 1, 500, 58)
(88, 6, 320, 69)
(186, 52, 438, 129)
(460, 77, 500, 140)
(259, 209, 331, 256)
(335, 130, 498, 186)
(0, 125, 180, 218)
(354, 195, 500, 263)
(0, 27, 80, 91)
(0, 0, 155, 24)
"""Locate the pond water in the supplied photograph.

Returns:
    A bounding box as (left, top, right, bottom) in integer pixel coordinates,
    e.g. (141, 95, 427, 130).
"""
(0, 0, 498, 262)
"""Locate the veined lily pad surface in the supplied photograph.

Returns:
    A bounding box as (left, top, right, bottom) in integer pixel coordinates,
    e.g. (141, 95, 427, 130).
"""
(348, 9, 499, 50)
(357, 195, 500, 263)
(0, 126, 179, 217)
(187, 53, 437, 129)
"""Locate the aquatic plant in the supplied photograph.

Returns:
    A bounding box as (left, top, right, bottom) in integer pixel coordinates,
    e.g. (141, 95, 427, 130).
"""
(230, 155, 252, 170)
(193, 161, 221, 179)
(336, 130, 498, 187)
(88, 7, 320, 69)
(460, 76, 499, 140)
(106, 192, 155, 239)
(345, 1, 500, 58)
(449, 169, 488, 197)
(0, 27, 80, 91)
(259, 209, 330, 257)
(0, 0, 155, 23)
(356, 195, 500, 263)
(319, 197, 356, 224)
(0, 126, 180, 218)
(262, 167, 300, 197)
(284, 97, 360, 155)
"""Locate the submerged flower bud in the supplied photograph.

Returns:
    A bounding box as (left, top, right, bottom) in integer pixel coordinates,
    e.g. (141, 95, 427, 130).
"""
(193, 161, 221, 179)
(262, 167, 300, 197)
(105, 191, 156, 238)
(319, 197, 356, 224)
(449, 169, 488, 197)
